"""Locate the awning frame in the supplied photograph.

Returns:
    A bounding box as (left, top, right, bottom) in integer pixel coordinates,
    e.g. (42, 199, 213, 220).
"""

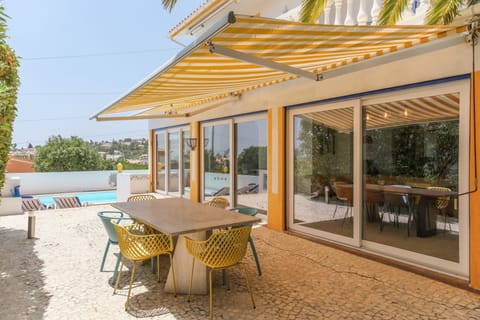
(92, 12, 468, 121)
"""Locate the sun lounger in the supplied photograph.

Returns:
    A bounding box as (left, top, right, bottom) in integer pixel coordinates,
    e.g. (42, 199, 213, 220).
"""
(22, 198, 47, 212)
(53, 196, 84, 209)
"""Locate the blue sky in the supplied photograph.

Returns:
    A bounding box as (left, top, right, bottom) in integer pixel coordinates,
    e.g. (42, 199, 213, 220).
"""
(5, 0, 204, 148)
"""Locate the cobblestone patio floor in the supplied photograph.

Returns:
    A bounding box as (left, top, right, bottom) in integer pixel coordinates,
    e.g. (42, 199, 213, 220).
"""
(1, 205, 480, 319)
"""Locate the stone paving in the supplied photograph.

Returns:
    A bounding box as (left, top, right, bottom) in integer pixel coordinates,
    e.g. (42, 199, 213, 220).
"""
(1, 205, 480, 319)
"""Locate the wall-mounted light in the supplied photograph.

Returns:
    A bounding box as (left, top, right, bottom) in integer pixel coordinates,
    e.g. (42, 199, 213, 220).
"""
(185, 138, 197, 151)
(185, 138, 209, 151)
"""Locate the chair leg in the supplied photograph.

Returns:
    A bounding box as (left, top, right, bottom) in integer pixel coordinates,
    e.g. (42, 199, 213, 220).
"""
(113, 258, 125, 294)
(169, 253, 177, 297)
(241, 264, 256, 309)
(125, 261, 137, 310)
(188, 258, 195, 302)
(156, 255, 160, 282)
(332, 204, 339, 219)
(248, 236, 262, 276)
(209, 269, 214, 320)
(111, 252, 122, 285)
(100, 241, 110, 272)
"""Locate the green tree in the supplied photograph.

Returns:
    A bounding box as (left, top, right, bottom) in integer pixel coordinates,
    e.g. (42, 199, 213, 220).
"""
(299, 0, 479, 25)
(237, 146, 267, 175)
(0, 4, 19, 195)
(34, 136, 105, 172)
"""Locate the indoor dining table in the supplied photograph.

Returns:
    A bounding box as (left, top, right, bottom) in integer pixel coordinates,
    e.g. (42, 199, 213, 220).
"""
(112, 197, 260, 294)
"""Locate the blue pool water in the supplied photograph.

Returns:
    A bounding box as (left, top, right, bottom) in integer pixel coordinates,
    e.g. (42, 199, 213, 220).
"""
(36, 190, 117, 207)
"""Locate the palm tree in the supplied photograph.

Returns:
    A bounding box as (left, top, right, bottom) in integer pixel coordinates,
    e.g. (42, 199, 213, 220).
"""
(161, 0, 178, 12)
(299, 0, 480, 25)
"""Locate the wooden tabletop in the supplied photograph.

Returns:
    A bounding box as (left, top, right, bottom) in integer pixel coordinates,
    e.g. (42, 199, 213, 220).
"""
(112, 198, 260, 236)
(341, 183, 457, 198)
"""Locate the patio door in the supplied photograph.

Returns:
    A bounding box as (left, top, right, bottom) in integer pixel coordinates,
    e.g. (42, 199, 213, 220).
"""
(288, 100, 360, 246)
(287, 80, 470, 277)
(201, 114, 268, 214)
(155, 127, 190, 197)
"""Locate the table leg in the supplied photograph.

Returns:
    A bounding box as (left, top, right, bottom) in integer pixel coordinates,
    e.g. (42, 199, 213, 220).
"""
(164, 231, 208, 294)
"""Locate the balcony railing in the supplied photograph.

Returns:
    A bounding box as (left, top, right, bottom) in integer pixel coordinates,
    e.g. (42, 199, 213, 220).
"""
(279, 0, 431, 26)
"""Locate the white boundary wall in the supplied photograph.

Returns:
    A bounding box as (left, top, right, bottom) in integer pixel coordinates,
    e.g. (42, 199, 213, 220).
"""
(5, 170, 148, 195)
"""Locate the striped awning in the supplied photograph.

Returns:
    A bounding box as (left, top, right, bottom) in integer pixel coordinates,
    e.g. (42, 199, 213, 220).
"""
(91, 12, 467, 121)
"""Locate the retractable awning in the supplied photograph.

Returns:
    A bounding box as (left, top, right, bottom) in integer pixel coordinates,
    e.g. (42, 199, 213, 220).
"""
(91, 12, 467, 121)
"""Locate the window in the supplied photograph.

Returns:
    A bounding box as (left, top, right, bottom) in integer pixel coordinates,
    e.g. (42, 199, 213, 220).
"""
(155, 127, 189, 197)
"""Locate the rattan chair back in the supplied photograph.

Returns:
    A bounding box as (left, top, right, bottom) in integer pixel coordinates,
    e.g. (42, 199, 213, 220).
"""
(208, 196, 229, 209)
(127, 194, 157, 202)
(185, 226, 251, 269)
(427, 186, 451, 210)
(112, 222, 173, 261)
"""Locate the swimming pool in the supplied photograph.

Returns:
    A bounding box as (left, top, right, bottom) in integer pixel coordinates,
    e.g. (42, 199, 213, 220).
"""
(36, 190, 117, 207)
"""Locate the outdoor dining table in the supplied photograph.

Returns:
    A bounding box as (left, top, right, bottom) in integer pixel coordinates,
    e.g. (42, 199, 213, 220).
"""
(112, 197, 260, 294)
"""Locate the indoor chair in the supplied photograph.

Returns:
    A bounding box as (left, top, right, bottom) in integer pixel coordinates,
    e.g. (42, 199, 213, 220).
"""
(427, 186, 452, 232)
(184, 226, 255, 320)
(332, 182, 353, 224)
(112, 222, 176, 310)
(97, 211, 134, 285)
(383, 185, 413, 236)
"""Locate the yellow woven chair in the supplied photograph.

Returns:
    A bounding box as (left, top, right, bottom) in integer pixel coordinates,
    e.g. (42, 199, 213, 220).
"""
(127, 194, 157, 234)
(427, 186, 452, 231)
(112, 222, 176, 310)
(207, 196, 229, 209)
(127, 194, 157, 202)
(184, 226, 255, 320)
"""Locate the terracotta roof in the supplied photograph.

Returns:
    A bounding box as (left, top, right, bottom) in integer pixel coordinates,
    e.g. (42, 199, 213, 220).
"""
(6, 157, 34, 173)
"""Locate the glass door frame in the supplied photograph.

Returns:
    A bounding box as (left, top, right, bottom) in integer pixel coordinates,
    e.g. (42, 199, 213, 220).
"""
(287, 99, 362, 247)
(200, 119, 234, 206)
(359, 81, 470, 277)
(154, 126, 189, 197)
(200, 113, 269, 207)
(286, 80, 470, 277)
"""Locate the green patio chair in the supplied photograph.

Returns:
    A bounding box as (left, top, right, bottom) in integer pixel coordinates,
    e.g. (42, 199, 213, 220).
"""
(97, 211, 134, 285)
(230, 207, 262, 276)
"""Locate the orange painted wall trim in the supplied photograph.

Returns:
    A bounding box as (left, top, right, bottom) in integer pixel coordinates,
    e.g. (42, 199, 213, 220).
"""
(149, 129, 155, 192)
(470, 71, 480, 290)
(190, 121, 201, 203)
(267, 107, 286, 231)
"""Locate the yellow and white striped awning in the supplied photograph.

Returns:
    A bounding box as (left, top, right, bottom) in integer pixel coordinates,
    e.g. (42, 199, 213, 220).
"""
(91, 12, 467, 121)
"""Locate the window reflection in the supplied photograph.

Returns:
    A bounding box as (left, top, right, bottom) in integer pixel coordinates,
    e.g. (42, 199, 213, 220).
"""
(235, 120, 268, 212)
(203, 124, 230, 203)
(156, 132, 166, 192)
(363, 93, 459, 262)
(293, 107, 354, 238)
(168, 132, 179, 193)
(182, 131, 190, 197)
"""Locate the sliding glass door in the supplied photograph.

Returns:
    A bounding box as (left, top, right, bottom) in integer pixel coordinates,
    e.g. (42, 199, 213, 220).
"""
(155, 127, 189, 197)
(201, 115, 268, 214)
(289, 102, 357, 244)
(235, 119, 268, 212)
(287, 81, 469, 276)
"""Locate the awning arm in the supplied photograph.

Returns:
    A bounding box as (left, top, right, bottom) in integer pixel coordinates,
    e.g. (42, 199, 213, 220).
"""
(208, 42, 323, 81)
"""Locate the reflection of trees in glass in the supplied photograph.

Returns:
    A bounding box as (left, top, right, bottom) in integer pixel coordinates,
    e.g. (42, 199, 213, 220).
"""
(365, 121, 458, 185)
(237, 146, 267, 175)
(295, 118, 352, 193)
(204, 149, 230, 173)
